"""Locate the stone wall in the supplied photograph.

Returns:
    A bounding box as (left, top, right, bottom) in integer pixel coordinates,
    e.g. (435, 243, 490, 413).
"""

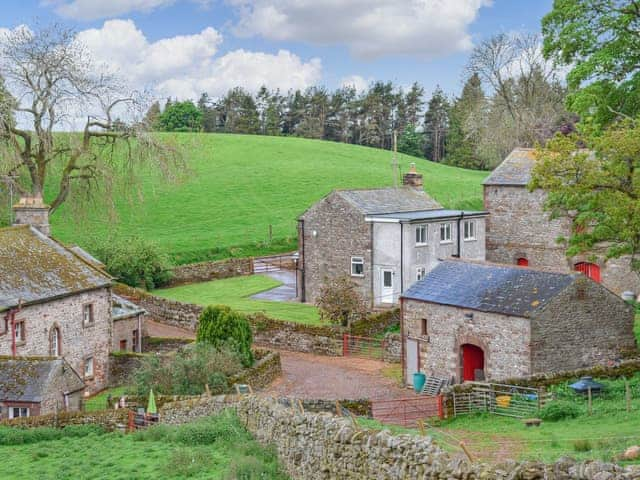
(382, 332, 401, 363)
(350, 309, 399, 337)
(168, 257, 254, 287)
(108, 352, 145, 387)
(142, 336, 194, 354)
(298, 192, 373, 305)
(0, 288, 112, 394)
(229, 350, 282, 390)
(0, 408, 128, 430)
(159, 395, 237, 425)
(531, 278, 636, 374)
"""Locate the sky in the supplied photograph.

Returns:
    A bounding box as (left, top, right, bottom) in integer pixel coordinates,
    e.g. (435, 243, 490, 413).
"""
(2, 0, 554, 101)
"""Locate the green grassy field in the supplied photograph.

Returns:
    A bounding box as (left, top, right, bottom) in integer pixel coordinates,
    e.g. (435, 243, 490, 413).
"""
(0, 412, 287, 480)
(47, 134, 487, 264)
(154, 275, 321, 325)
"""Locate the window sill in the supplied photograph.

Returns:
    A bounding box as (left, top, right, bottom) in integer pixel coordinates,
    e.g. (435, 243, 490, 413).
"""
(463, 238, 477, 242)
(83, 322, 95, 329)
(439, 240, 453, 245)
(415, 243, 428, 247)
(15, 340, 26, 347)
(351, 274, 365, 278)
(84, 375, 94, 381)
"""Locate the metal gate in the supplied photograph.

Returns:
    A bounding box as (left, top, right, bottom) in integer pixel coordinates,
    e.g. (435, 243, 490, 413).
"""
(452, 382, 548, 418)
(372, 396, 444, 427)
(342, 334, 385, 360)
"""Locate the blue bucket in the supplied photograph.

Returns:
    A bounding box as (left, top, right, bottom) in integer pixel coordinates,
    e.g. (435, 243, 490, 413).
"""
(413, 372, 426, 393)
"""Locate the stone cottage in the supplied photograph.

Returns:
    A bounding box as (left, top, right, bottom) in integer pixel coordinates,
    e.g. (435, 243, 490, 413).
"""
(484, 148, 640, 297)
(401, 260, 636, 384)
(0, 357, 85, 418)
(297, 165, 488, 306)
(112, 295, 145, 353)
(0, 224, 113, 393)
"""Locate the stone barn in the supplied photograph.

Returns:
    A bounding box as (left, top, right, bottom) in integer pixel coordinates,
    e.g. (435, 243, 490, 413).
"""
(401, 261, 636, 384)
(297, 165, 488, 307)
(484, 148, 640, 297)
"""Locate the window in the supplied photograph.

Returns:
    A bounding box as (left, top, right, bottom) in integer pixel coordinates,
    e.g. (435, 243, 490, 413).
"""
(421, 318, 428, 337)
(14, 321, 25, 343)
(119, 339, 127, 351)
(463, 220, 476, 241)
(439, 223, 452, 243)
(351, 256, 364, 276)
(8, 407, 29, 419)
(83, 304, 94, 326)
(415, 225, 427, 245)
(50, 327, 61, 356)
(416, 267, 426, 281)
(84, 357, 94, 378)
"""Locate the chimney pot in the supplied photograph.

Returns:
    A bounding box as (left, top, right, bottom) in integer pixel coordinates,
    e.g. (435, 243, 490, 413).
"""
(402, 163, 423, 189)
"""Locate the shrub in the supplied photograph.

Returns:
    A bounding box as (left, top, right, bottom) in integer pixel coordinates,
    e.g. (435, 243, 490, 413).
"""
(196, 305, 254, 367)
(88, 236, 172, 290)
(539, 400, 582, 422)
(133, 343, 243, 395)
(573, 439, 593, 452)
(315, 276, 368, 327)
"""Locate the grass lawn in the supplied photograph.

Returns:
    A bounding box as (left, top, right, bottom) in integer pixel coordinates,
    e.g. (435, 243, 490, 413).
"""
(47, 133, 488, 264)
(0, 412, 288, 480)
(85, 386, 131, 412)
(154, 274, 322, 325)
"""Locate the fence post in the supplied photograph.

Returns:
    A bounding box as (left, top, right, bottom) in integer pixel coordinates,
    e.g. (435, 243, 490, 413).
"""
(587, 387, 592, 416)
(343, 334, 348, 356)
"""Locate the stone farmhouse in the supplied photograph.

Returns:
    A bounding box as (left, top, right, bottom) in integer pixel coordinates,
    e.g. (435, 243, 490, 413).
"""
(484, 148, 640, 298)
(297, 165, 488, 307)
(0, 357, 85, 418)
(401, 261, 636, 384)
(0, 196, 146, 398)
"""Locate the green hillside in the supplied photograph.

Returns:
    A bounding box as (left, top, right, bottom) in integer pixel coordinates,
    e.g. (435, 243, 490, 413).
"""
(49, 134, 487, 264)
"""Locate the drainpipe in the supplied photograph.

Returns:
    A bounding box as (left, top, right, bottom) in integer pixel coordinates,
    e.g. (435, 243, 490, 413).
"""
(299, 219, 306, 303)
(453, 212, 465, 258)
(6, 307, 19, 357)
(370, 221, 374, 309)
(400, 297, 405, 385)
(399, 223, 404, 302)
(137, 314, 143, 353)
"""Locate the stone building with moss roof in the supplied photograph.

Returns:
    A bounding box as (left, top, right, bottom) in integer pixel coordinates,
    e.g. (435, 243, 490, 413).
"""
(0, 218, 114, 393)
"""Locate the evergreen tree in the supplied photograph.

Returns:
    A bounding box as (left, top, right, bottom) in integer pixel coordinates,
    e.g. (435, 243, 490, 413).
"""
(142, 101, 161, 131)
(397, 123, 425, 158)
(197, 93, 217, 132)
(423, 86, 450, 162)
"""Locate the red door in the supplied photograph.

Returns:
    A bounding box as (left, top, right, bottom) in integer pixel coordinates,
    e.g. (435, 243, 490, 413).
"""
(516, 258, 529, 267)
(574, 262, 601, 283)
(461, 344, 484, 382)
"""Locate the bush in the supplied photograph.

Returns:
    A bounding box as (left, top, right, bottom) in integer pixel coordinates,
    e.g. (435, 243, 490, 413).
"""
(539, 400, 582, 422)
(573, 439, 593, 452)
(315, 276, 368, 327)
(196, 305, 254, 367)
(133, 343, 244, 395)
(88, 236, 172, 290)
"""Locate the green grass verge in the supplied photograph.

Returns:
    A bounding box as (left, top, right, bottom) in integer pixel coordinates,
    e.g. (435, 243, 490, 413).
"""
(84, 387, 131, 412)
(0, 411, 288, 480)
(154, 275, 321, 325)
(47, 133, 487, 264)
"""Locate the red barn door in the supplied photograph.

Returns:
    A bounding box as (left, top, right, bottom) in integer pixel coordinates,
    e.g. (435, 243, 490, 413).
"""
(461, 344, 484, 382)
(574, 262, 601, 283)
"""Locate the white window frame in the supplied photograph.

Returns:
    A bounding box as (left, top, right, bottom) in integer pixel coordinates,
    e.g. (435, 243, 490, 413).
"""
(14, 321, 25, 343)
(83, 304, 94, 327)
(463, 220, 476, 241)
(84, 357, 94, 379)
(416, 266, 426, 281)
(8, 407, 29, 419)
(439, 223, 452, 244)
(351, 256, 364, 277)
(415, 225, 427, 246)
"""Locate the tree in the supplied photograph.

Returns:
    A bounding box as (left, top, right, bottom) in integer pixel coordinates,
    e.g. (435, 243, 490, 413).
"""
(197, 93, 217, 132)
(530, 120, 640, 278)
(315, 276, 368, 328)
(0, 24, 180, 214)
(196, 305, 254, 367)
(142, 101, 161, 131)
(423, 86, 450, 162)
(397, 123, 424, 158)
(158, 100, 202, 132)
(542, 0, 640, 128)
(218, 87, 259, 134)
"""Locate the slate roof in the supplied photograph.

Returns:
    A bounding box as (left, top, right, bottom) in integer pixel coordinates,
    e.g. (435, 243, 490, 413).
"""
(336, 187, 442, 214)
(483, 148, 536, 186)
(0, 225, 112, 312)
(402, 261, 579, 317)
(366, 209, 488, 222)
(112, 294, 146, 320)
(0, 358, 84, 403)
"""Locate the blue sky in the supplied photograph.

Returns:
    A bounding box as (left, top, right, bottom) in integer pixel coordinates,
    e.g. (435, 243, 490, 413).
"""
(3, 0, 554, 100)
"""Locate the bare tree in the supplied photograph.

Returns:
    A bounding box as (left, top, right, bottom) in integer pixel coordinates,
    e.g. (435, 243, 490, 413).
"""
(0, 24, 181, 215)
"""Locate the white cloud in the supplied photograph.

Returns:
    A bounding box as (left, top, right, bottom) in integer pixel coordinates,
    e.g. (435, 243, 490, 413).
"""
(340, 75, 371, 92)
(48, 0, 212, 20)
(231, 0, 491, 59)
(76, 19, 322, 99)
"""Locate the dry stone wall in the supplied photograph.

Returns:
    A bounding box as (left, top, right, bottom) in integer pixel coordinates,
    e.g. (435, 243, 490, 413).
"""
(168, 257, 253, 286)
(0, 408, 128, 430)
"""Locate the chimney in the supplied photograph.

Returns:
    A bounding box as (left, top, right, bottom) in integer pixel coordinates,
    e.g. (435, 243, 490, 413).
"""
(402, 163, 423, 189)
(13, 195, 51, 236)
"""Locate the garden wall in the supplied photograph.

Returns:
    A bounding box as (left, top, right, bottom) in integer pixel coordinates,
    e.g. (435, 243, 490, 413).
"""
(228, 349, 282, 390)
(168, 257, 253, 287)
(234, 396, 640, 480)
(0, 409, 128, 431)
(108, 352, 145, 387)
(142, 336, 194, 354)
(350, 309, 399, 337)
(382, 333, 401, 363)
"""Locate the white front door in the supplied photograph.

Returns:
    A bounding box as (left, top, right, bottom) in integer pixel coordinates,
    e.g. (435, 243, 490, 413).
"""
(381, 269, 394, 303)
(405, 338, 418, 385)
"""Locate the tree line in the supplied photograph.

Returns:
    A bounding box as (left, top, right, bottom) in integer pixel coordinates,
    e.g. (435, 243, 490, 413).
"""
(146, 32, 574, 170)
